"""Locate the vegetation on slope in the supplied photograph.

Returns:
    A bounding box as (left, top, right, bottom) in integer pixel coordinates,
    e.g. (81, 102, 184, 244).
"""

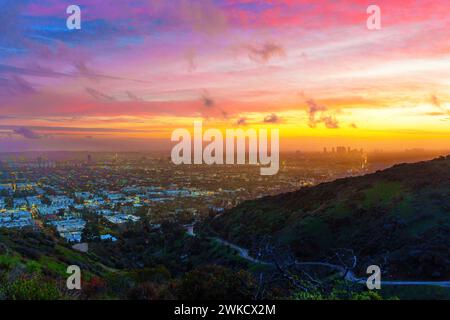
(208, 156, 450, 280)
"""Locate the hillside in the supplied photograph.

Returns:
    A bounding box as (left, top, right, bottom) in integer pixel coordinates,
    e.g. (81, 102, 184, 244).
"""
(208, 156, 450, 280)
(0, 223, 259, 300)
(1, 156, 449, 300)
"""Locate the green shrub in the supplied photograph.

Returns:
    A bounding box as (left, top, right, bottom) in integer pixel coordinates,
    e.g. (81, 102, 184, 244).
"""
(2, 275, 61, 300)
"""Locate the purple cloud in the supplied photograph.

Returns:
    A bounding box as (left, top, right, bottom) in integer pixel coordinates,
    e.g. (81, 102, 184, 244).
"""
(246, 42, 285, 64)
(306, 99, 340, 129)
(13, 127, 41, 139)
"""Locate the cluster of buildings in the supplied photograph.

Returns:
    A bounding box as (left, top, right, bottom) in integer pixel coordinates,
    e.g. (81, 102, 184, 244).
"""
(0, 151, 371, 246)
(0, 181, 213, 243)
(0, 210, 34, 229)
(50, 218, 86, 242)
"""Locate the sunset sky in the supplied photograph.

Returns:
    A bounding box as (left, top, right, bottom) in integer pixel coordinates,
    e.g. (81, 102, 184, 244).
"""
(0, 0, 449, 152)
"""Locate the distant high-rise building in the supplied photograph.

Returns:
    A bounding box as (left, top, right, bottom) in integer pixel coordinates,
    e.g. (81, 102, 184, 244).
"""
(87, 154, 92, 164)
